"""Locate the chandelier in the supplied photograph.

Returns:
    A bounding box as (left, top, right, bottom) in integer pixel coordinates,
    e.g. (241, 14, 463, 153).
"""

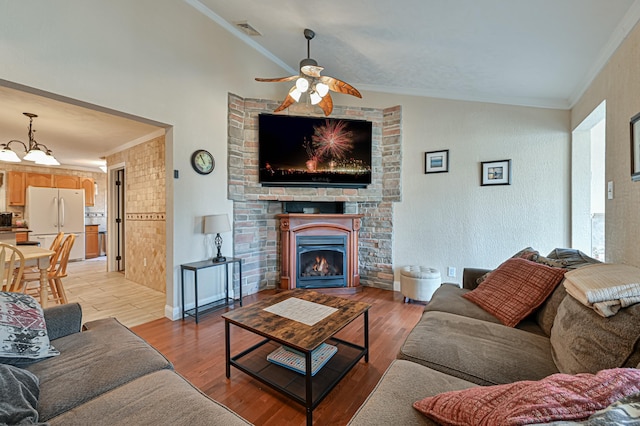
(0, 112, 60, 165)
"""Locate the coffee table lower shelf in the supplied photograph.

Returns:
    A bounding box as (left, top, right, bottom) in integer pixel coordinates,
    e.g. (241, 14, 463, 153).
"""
(230, 337, 366, 410)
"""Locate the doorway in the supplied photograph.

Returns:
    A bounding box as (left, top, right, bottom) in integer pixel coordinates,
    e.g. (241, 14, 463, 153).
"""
(572, 101, 606, 260)
(108, 165, 126, 272)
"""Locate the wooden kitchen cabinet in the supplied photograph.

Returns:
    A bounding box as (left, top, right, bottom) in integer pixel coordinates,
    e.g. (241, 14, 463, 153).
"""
(26, 172, 53, 188)
(15, 232, 28, 243)
(53, 174, 80, 189)
(7, 171, 26, 206)
(80, 177, 95, 206)
(85, 225, 99, 259)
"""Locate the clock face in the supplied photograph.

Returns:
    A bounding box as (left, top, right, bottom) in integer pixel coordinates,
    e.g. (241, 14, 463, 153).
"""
(191, 150, 215, 175)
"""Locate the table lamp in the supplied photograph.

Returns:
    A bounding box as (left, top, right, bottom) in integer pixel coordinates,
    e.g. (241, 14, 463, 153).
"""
(203, 214, 231, 262)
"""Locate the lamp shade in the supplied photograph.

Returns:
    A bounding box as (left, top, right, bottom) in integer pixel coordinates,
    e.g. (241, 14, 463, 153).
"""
(203, 214, 230, 234)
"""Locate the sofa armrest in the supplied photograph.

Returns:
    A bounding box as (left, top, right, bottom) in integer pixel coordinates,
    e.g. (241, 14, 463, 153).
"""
(462, 268, 491, 290)
(44, 303, 83, 341)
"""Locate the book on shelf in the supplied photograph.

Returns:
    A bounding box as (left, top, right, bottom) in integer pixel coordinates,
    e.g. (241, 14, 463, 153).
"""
(267, 343, 337, 376)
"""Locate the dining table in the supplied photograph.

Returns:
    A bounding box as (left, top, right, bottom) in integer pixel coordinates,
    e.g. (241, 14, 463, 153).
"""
(18, 245, 56, 308)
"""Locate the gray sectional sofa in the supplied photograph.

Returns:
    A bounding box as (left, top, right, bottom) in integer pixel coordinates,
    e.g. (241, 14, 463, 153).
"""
(30, 303, 250, 425)
(349, 249, 640, 425)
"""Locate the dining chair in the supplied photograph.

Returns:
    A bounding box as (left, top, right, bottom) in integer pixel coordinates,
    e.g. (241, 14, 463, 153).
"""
(0, 242, 26, 293)
(22, 232, 64, 276)
(22, 234, 75, 304)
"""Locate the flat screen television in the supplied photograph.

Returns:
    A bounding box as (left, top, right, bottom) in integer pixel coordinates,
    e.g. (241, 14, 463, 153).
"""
(258, 113, 372, 187)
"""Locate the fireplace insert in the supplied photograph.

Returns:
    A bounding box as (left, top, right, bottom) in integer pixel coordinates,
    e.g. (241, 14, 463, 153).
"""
(296, 235, 347, 288)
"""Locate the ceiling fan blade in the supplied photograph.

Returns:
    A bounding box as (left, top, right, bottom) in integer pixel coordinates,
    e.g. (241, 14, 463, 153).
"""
(273, 86, 298, 113)
(319, 76, 362, 98)
(255, 75, 298, 83)
(317, 93, 333, 116)
(301, 65, 324, 78)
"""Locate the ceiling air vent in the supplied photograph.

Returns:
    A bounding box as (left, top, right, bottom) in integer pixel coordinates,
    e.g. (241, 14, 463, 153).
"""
(234, 21, 261, 37)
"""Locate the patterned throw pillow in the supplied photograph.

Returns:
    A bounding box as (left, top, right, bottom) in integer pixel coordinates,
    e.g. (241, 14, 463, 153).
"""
(0, 292, 60, 365)
(463, 258, 566, 327)
(413, 368, 640, 426)
(539, 392, 640, 425)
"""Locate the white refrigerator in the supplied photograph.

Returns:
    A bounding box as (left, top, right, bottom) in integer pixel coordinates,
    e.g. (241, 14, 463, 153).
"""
(25, 187, 86, 261)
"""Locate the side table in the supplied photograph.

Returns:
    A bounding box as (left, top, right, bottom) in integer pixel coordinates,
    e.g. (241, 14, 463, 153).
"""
(181, 257, 242, 323)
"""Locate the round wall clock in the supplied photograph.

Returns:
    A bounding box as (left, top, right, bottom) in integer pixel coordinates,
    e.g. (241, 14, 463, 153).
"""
(191, 149, 215, 175)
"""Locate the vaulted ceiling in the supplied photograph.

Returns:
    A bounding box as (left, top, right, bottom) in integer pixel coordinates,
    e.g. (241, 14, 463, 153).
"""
(1, 0, 638, 170)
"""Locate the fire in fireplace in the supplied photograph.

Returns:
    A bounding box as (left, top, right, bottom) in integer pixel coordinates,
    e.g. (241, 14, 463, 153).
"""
(297, 236, 347, 288)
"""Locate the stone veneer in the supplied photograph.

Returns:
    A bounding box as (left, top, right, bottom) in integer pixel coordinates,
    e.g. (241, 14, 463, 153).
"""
(106, 135, 166, 293)
(228, 94, 401, 295)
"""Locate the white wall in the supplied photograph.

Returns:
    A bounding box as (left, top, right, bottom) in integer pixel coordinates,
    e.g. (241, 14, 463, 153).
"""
(341, 93, 571, 284)
(0, 1, 573, 310)
(572, 19, 640, 267)
(0, 0, 285, 316)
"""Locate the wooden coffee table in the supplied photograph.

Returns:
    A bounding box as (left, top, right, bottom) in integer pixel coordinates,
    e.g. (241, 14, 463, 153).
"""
(223, 289, 370, 426)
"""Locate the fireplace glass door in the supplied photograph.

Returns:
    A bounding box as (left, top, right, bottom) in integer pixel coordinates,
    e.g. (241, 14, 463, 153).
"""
(297, 235, 347, 288)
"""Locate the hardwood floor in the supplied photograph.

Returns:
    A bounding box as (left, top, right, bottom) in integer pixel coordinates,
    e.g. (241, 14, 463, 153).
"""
(64, 257, 166, 327)
(132, 287, 425, 426)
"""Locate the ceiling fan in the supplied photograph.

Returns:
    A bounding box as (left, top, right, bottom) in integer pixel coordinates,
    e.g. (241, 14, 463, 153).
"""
(255, 28, 362, 116)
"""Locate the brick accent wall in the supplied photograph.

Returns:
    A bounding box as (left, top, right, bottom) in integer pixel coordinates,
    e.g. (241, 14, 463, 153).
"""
(228, 94, 401, 294)
(106, 135, 166, 293)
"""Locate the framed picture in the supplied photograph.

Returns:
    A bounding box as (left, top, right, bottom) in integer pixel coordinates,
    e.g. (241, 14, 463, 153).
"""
(425, 150, 449, 174)
(631, 112, 640, 182)
(481, 159, 511, 186)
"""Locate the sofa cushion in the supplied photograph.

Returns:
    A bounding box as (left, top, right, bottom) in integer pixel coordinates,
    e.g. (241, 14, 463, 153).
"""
(413, 368, 640, 425)
(0, 364, 41, 425)
(398, 311, 559, 386)
(0, 292, 59, 366)
(426, 283, 545, 335)
(347, 360, 477, 426)
(463, 258, 566, 327)
(550, 295, 640, 374)
(536, 282, 568, 337)
(48, 369, 250, 425)
(424, 284, 502, 324)
(26, 317, 173, 421)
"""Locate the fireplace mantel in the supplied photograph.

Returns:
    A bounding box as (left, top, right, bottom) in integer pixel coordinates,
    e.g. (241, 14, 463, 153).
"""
(277, 214, 363, 294)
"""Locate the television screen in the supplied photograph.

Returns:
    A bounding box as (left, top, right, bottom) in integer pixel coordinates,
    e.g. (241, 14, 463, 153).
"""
(258, 114, 372, 187)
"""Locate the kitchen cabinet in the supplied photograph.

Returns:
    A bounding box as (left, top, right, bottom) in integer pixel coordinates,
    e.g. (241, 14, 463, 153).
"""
(26, 172, 53, 188)
(85, 225, 99, 259)
(7, 171, 25, 206)
(7, 171, 96, 207)
(15, 232, 27, 243)
(53, 174, 80, 189)
(80, 177, 95, 206)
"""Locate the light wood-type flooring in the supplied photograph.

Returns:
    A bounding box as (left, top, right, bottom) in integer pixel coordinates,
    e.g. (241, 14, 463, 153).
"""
(132, 287, 425, 426)
(64, 257, 166, 327)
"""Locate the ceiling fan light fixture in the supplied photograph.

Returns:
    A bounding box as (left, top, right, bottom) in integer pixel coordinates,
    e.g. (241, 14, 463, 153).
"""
(295, 77, 309, 93)
(290, 87, 303, 102)
(255, 28, 361, 116)
(0, 146, 22, 163)
(310, 91, 322, 105)
(316, 82, 329, 97)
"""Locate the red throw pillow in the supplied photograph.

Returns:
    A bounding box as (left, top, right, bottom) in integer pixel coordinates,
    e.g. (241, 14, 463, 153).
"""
(463, 257, 566, 327)
(414, 368, 640, 426)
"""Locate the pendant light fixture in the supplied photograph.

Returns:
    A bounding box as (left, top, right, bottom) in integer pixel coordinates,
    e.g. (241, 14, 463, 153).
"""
(0, 112, 60, 165)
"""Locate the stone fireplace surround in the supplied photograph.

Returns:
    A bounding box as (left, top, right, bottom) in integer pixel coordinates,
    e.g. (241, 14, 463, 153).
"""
(227, 93, 402, 296)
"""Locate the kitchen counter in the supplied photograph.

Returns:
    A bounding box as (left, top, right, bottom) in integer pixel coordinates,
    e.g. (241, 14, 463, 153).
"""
(0, 228, 31, 246)
(0, 227, 30, 234)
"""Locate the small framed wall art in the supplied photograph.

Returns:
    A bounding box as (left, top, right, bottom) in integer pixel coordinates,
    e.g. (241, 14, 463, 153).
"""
(425, 150, 449, 174)
(631, 112, 640, 182)
(481, 159, 511, 186)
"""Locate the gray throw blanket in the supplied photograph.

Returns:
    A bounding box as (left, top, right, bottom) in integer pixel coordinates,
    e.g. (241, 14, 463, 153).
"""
(0, 364, 46, 425)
